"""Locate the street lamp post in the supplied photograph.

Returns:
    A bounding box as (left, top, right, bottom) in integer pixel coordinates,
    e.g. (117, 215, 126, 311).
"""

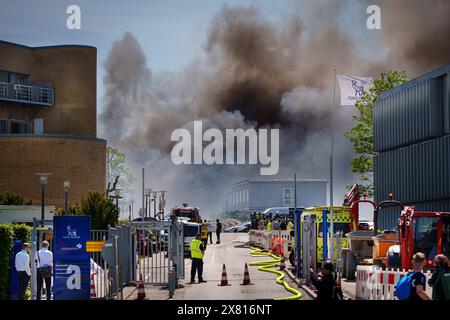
(64, 181, 70, 213)
(114, 188, 123, 211)
(144, 188, 152, 219)
(34, 173, 52, 221)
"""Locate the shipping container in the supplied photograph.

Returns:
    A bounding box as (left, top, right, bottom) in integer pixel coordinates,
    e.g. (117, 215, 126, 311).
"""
(374, 134, 450, 205)
(374, 63, 450, 152)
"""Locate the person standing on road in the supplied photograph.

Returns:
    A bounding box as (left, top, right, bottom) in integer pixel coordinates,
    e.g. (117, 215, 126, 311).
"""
(287, 220, 294, 237)
(205, 220, 213, 244)
(35, 240, 53, 300)
(201, 221, 209, 250)
(15, 242, 31, 300)
(189, 234, 207, 284)
(428, 254, 450, 300)
(216, 219, 222, 244)
(266, 220, 272, 232)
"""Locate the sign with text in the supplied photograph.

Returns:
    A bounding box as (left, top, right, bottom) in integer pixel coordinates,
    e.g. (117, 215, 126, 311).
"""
(53, 216, 91, 300)
(86, 240, 105, 252)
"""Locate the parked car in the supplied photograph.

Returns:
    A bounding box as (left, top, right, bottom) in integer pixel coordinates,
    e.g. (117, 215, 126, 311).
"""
(224, 221, 251, 233)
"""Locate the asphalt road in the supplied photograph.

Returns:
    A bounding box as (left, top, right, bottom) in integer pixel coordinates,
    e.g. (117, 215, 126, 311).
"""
(171, 232, 310, 300)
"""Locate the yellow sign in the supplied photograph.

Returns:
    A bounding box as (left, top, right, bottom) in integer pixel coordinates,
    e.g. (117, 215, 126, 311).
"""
(86, 240, 105, 252)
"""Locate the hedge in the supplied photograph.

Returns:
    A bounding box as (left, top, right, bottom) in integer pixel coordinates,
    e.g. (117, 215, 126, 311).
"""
(0, 224, 31, 300)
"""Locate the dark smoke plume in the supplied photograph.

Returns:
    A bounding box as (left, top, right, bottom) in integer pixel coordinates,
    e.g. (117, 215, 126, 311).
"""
(100, 1, 450, 215)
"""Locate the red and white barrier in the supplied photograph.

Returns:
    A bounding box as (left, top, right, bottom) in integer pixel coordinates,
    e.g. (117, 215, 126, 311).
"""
(355, 265, 432, 300)
(248, 230, 293, 258)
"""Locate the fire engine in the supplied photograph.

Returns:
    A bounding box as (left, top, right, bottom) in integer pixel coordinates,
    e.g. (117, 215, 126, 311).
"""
(171, 203, 201, 223)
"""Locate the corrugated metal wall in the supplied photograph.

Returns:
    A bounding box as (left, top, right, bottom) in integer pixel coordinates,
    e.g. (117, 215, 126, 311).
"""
(374, 74, 447, 152)
(374, 64, 450, 230)
(375, 135, 450, 204)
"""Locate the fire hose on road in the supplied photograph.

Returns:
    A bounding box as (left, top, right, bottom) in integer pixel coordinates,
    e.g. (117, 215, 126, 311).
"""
(249, 247, 302, 300)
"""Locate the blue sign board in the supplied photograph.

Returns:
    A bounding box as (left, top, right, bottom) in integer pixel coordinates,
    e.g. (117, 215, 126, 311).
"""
(53, 216, 91, 300)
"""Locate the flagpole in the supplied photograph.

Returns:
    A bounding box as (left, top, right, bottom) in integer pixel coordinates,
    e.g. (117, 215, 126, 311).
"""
(330, 69, 336, 264)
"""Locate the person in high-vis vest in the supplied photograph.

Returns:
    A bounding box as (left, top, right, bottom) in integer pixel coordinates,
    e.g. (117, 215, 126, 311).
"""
(266, 220, 272, 232)
(201, 222, 209, 250)
(287, 220, 294, 237)
(189, 234, 207, 284)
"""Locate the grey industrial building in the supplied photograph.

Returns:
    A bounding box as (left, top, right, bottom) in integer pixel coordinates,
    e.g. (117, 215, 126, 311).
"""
(374, 63, 450, 229)
(226, 178, 327, 214)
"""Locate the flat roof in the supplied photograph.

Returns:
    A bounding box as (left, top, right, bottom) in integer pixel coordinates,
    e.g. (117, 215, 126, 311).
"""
(0, 39, 96, 50)
(232, 178, 328, 186)
(379, 62, 450, 99)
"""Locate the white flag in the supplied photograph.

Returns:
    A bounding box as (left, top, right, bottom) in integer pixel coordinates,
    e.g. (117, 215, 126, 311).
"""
(336, 74, 373, 106)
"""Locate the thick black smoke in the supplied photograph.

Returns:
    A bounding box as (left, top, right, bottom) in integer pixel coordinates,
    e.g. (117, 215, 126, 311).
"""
(99, 1, 450, 216)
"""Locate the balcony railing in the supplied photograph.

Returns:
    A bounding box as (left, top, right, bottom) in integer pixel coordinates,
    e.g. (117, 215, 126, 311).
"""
(0, 82, 54, 106)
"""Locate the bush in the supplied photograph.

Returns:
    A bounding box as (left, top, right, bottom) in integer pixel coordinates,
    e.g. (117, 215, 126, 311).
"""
(0, 192, 32, 205)
(0, 224, 32, 300)
(0, 225, 14, 300)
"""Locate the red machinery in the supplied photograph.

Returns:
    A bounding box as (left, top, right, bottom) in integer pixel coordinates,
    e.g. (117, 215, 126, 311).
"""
(171, 203, 201, 223)
(399, 206, 450, 270)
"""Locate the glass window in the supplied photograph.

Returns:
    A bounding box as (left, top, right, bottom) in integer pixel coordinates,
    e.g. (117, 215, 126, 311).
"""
(183, 224, 200, 237)
(443, 215, 450, 259)
(11, 121, 27, 134)
(318, 223, 350, 238)
(414, 217, 438, 259)
(0, 119, 6, 134)
(282, 187, 294, 206)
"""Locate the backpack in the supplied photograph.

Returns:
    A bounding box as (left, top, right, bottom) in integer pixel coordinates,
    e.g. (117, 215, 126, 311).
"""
(395, 271, 419, 300)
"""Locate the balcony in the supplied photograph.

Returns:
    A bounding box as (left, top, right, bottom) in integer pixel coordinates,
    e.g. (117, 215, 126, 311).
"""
(0, 82, 54, 106)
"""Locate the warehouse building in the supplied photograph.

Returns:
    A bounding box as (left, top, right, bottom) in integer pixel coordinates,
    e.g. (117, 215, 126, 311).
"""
(374, 63, 450, 229)
(226, 178, 327, 214)
(0, 40, 106, 208)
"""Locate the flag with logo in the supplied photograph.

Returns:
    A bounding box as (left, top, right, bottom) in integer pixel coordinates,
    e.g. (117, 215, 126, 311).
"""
(336, 75, 373, 106)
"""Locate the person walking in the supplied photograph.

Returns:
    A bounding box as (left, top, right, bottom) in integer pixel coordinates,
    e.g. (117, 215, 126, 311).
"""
(189, 234, 207, 284)
(205, 220, 213, 244)
(35, 240, 53, 300)
(310, 262, 337, 301)
(409, 252, 432, 300)
(428, 254, 450, 300)
(216, 219, 222, 244)
(15, 242, 31, 300)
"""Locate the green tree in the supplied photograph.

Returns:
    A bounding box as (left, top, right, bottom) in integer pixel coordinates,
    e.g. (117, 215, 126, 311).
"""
(106, 147, 136, 200)
(344, 71, 408, 197)
(0, 192, 32, 205)
(68, 192, 119, 230)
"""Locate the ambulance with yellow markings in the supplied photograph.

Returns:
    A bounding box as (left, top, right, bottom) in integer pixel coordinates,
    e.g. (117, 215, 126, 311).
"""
(300, 206, 352, 264)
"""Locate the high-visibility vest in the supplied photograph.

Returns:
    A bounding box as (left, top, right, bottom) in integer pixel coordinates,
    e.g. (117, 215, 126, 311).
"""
(287, 222, 294, 232)
(267, 222, 272, 232)
(190, 239, 204, 259)
(201, 225, 208, 239)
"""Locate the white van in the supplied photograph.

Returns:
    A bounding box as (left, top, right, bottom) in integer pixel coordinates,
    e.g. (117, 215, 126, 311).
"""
(180, 219, 201, 256)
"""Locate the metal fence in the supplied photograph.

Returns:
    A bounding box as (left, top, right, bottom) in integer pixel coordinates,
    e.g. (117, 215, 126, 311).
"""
(90, 230, 110, 299)
(30, 220, 111, 300)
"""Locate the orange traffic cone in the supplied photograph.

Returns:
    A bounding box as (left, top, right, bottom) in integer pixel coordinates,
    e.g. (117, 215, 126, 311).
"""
(90, 274, 96, 298)
(279, 258, 286, 271)
(240, 263, 253, 286)
(136, 273, 147, 300)
(218, 264, 231, 286)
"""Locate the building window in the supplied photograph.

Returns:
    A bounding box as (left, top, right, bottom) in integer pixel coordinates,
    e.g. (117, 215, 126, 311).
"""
(0, 119, 6, 134)
(11, 120, 27, 134)
(282, 187, 294, 206)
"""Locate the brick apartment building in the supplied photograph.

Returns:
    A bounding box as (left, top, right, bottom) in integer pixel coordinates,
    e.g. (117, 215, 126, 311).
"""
(0, 40, 106, 208)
